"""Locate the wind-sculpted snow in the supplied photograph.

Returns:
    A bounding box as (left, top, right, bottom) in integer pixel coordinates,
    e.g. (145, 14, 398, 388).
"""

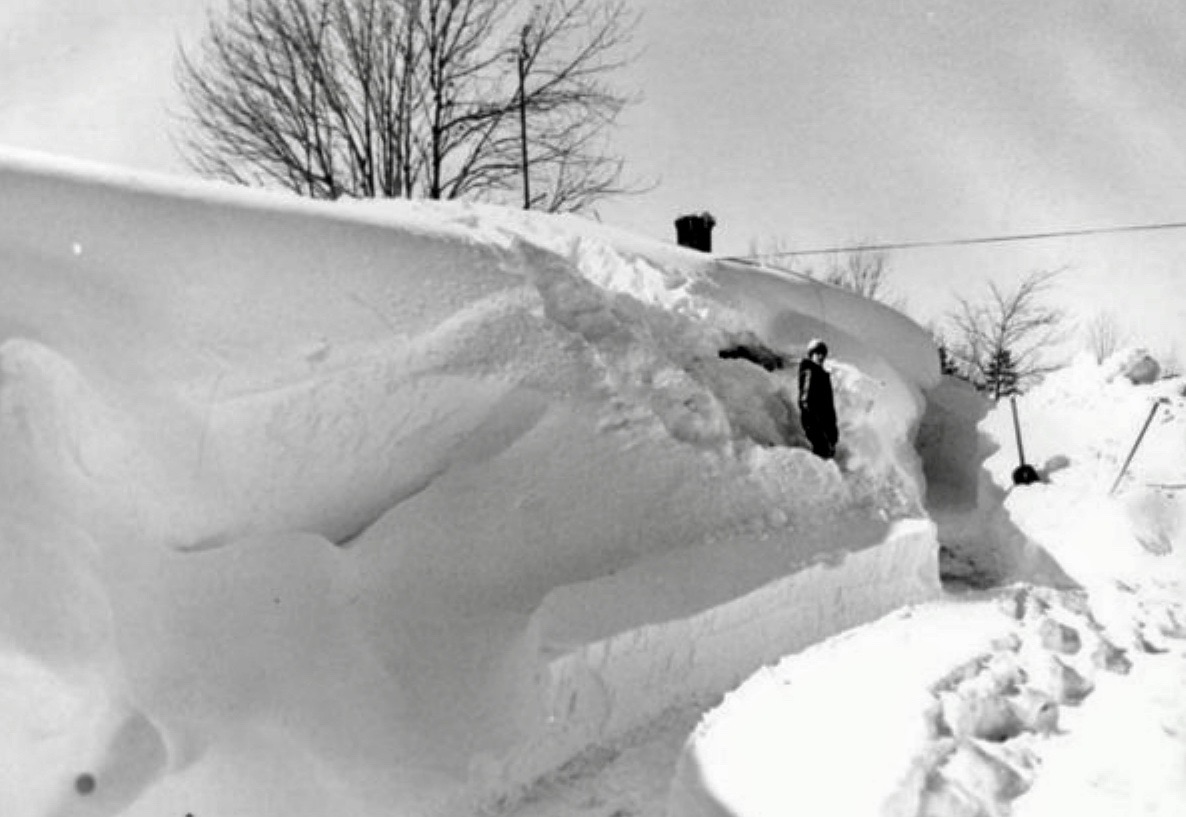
(0, 149, 942, 816)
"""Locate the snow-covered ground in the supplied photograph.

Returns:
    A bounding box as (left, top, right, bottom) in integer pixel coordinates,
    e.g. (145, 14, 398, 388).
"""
(503, 362, 1186, 817)
(0, 148, 1182, 817)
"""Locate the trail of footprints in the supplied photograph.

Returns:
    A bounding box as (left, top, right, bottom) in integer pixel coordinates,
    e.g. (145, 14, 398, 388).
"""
(915, 585, 1182, 817)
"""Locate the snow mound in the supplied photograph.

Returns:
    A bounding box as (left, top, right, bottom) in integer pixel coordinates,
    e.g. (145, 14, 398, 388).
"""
(0, 149, 942, 815)
(1104, 347, 1162, 385)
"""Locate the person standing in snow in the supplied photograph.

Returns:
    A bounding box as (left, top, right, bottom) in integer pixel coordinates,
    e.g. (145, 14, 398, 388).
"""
(798, 339, 838, 459)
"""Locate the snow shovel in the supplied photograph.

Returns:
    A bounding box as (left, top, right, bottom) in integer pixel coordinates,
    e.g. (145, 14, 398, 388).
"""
(1009, 397, 1040, 486)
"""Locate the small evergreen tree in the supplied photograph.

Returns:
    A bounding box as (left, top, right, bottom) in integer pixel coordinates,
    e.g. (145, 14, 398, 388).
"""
(938, 344, 959, 377)
(946, 269, 1068, 397)
(984, 347, 1019, 400)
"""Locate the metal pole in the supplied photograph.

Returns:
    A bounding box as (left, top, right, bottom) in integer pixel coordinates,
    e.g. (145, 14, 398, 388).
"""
(1109, 399, 1165, 496)
(1010, 397, 1026, 466)
(517, 25, 531, 210)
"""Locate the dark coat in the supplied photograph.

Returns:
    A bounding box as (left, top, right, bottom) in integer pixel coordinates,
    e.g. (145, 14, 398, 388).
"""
(798, 357, 838, 457)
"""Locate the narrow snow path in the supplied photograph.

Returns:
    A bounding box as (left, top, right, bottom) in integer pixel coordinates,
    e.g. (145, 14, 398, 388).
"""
(490, 593, 1005, 817)
(489, 705, 702, 817)
(492, 579, 1186, 817)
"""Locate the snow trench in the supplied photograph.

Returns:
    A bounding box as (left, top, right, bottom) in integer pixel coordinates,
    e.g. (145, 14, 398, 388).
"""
(474, 519, 939, 811)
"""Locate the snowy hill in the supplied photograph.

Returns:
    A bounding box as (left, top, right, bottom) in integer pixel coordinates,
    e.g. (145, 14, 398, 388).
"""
(0, 148, 1182, 817)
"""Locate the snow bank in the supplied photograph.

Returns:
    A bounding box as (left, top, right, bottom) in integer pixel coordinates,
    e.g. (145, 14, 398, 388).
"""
(670, 353, 1186, 817)
(0, 148, 942, 816)
(978, 353, 1186, 595)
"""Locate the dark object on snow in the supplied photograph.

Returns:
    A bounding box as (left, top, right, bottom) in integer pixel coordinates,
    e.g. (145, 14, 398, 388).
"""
(799, 343, 838, 459)
(718, 343, 787, 372)
(1013, 465, 1041, 486)
(1119, 351, 1161, 385)
(1109, 398, 1166, 496)
(1010, 397, 1041, 486)
(674, 212, 716, 252)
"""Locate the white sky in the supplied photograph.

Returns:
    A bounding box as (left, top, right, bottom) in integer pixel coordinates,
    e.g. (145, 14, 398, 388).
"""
(1, 0, 1184, 350)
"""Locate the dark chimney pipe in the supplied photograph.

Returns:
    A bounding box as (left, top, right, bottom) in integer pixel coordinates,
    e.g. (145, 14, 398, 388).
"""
(674, 212, 716, 253)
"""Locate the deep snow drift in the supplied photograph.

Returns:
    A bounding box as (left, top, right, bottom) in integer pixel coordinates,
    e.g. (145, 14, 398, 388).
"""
(0, 148, 944, 817)
(4, 147, 1182, 817)
(670, 355, 1186, 817)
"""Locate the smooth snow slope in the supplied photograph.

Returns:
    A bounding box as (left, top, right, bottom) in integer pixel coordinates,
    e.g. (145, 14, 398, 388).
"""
(0, 148, 940, 816)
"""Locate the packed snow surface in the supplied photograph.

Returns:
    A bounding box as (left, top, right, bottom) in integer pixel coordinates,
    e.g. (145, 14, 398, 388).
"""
(0, 148, 943, 817)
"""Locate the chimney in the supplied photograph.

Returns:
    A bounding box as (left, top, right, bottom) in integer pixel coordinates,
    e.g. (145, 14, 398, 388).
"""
(674, 212, 716, 253)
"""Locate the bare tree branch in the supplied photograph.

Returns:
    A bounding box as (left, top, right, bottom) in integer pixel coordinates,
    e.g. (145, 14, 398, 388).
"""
(822, 244, 902, 308)
(1083, 311, 1127, 364)
(946, 269, 1070, 398)
(174, 0, 639, 212)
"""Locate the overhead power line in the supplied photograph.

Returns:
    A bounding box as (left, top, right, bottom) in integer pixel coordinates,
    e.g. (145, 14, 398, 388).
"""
(724, 218, 1186, 261)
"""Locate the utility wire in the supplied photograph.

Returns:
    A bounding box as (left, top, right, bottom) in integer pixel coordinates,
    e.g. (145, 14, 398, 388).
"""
(723, 218, 1186, 261)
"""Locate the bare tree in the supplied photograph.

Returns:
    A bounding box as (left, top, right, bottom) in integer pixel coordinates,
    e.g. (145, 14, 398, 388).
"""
(947, 269, 1069, 400)
(822, 245, 895, 303)
(174, 0, 638, 212)
(1083, 311, 1127, 364)
(746, 238, 904, 310)
(746, 236, 801, 273)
